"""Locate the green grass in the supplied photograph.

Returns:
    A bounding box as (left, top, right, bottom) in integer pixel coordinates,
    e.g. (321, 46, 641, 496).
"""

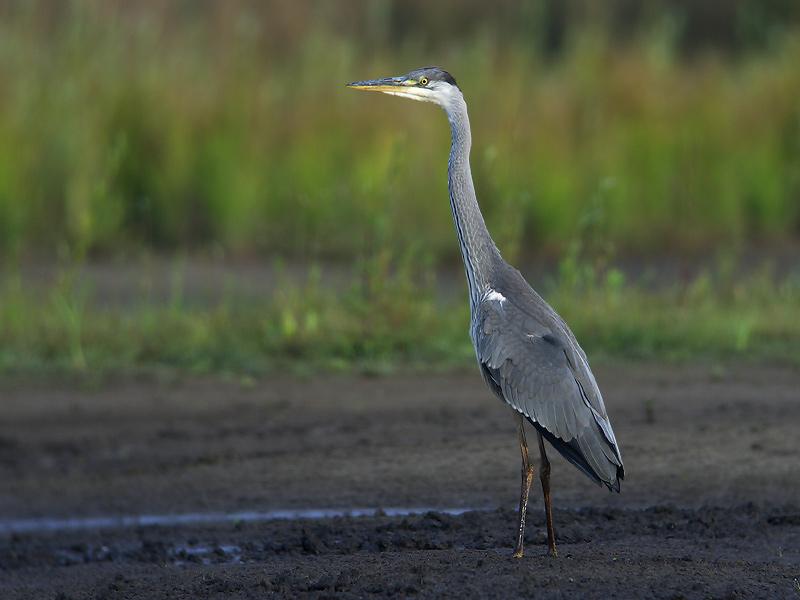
(2, 5, 798, 376)
(0, 4, 799, 263)
(2, 259, 798, 377)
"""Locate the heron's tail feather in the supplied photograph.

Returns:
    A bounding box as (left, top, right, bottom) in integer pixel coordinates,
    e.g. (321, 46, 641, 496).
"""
(533, 423, 624, 492)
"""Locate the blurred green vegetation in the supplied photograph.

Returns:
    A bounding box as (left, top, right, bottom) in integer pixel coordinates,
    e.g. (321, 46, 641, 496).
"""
(1, 1, 799, 375)
(0, 1, 799, 263)
(1, 255, 799, 376)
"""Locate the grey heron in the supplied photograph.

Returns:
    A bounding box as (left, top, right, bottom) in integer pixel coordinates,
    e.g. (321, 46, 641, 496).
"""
(347, 67, 624, 557)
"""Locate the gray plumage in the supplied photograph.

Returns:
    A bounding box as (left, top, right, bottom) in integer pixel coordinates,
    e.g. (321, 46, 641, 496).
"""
(441, 67, 624, 491)
(474, 273, 625, 490)
(348, 66, 624, 494)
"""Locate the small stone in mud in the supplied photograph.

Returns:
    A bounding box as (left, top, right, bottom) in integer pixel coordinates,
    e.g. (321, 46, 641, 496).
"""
(301, 527, 325, 554)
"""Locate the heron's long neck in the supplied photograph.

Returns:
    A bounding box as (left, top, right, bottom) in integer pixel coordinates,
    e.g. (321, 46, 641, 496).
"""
(445, 95, 500, 310)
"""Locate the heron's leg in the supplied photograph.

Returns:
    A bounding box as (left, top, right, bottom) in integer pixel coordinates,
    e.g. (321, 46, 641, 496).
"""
(537, 431, 558, 557)
(513, 414, 535, 558)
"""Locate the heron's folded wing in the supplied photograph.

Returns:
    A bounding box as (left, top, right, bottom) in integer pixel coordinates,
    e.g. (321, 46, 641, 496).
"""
(474, 293, 624, 489)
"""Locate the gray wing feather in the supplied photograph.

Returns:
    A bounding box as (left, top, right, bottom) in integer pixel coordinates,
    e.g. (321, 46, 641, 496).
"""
(474, 282, 624, 490)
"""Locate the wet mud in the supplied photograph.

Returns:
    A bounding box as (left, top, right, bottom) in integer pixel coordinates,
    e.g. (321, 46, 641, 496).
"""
(1, 363, 799, 598)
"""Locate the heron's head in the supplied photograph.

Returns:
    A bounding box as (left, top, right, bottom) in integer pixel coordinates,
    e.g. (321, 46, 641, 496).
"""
(347, 66, 461, 111)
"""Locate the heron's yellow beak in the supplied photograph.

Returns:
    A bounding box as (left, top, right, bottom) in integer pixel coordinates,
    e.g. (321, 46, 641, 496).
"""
(346, 76, 414, 93)
(347, 84, 405, 93)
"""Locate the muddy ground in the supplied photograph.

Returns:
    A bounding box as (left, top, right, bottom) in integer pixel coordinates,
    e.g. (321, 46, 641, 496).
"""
(1, 363, 799, 599)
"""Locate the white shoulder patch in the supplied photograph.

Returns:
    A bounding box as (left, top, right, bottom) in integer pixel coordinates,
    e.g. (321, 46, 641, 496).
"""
(483, 289, 507, 305)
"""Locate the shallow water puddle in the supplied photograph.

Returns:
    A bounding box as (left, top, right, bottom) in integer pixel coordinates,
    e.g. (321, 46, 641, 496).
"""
(173, 543, 243, 566)
(0, 506, 481, 536)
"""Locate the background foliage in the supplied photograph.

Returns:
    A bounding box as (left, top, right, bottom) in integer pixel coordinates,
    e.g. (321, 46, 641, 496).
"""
(0, 1, 798, 374)
(0, 0, 798, 263)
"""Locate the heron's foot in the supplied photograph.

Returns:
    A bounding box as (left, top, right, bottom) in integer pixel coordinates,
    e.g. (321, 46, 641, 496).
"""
(512, 548, 524, 559)
(547, 543, 558, 558)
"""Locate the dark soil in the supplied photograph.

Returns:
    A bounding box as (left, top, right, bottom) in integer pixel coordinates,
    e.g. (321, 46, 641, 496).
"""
(1, 363, 799, 599)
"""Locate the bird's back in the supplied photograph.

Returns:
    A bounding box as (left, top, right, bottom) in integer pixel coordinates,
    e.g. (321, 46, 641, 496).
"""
(472, 259, 625, 490)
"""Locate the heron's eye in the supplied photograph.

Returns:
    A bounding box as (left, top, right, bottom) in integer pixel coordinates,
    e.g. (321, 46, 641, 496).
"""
(419, 76, 429, 86)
